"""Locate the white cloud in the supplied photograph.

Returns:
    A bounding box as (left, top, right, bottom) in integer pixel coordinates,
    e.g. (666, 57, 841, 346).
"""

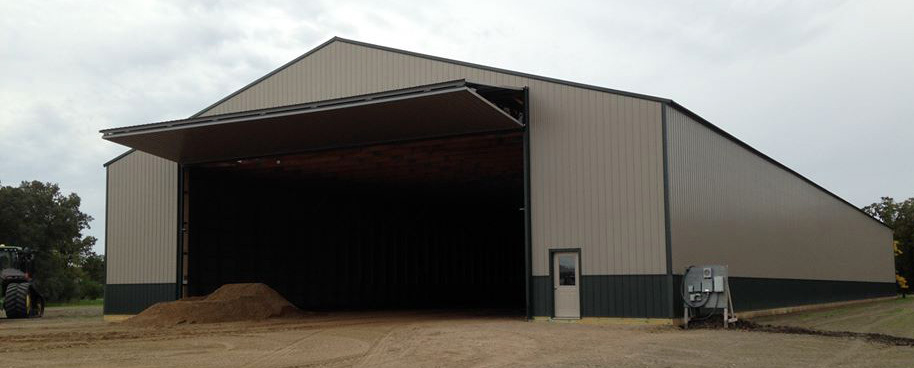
(1, 0, 912, 253)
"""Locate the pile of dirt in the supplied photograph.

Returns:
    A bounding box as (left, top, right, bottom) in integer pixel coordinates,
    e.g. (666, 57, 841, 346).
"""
(124, 283, 301, 327)
(685, 317, 914, 347)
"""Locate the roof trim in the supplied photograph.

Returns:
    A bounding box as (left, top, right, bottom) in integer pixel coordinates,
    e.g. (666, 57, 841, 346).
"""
(189, 36, 672, 118)
(104, 88, 519, 138)
(667, 102, 891, 230)
(104, 79, 521, 136)
(102, 149, 136, 167)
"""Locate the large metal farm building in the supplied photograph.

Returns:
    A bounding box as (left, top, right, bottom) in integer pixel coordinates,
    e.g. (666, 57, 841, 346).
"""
(101, 37, 895, 321)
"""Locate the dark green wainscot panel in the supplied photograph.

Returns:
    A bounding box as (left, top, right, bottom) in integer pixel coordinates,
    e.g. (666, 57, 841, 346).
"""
(531, 274, 671, 318)
(104, 283, 177, 314)
(671, 275, 896, 316)
(531, 276, 552, 317)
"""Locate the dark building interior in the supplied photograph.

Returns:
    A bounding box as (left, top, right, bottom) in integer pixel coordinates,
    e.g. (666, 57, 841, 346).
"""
(186, 132, 526, 311)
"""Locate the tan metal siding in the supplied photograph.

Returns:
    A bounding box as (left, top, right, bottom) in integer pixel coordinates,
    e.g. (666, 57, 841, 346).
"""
(106, 150, 177, 284)
(666, 106, 895, 282)
(199, 41, 668, 276)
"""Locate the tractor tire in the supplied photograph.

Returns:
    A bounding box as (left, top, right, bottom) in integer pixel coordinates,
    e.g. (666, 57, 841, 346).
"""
(4, 283, 31, 319)
(29, 289, 45, 318)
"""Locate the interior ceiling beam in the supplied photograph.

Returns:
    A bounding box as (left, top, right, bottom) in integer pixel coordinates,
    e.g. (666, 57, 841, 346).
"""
(194, 131, 524, 187)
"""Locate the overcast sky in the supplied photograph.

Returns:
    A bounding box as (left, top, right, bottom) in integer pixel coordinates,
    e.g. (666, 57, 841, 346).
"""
(1, 0, 912, 254)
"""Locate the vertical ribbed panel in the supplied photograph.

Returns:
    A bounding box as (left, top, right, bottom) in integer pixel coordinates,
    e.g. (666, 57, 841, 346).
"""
(531, 276, 552, 316)
(196, 40, 667, 276)
(528, 86, 665, 276)
(580, 275, 670, 318)
(665, 106, 895, 283)
(106, 150, 178, 284)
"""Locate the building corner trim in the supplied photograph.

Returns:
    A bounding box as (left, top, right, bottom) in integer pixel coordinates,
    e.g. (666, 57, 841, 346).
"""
(103, 167, 110, 314)
(176, 164, 184, 300)
(523, 86, 533, 320)
(660, 103, 675, 318)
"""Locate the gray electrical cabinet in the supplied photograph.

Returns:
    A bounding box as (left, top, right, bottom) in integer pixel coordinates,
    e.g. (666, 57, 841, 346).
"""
(682, 265, 737, 328)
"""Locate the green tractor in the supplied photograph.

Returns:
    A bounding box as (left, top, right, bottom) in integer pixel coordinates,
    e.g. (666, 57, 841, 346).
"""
(0, 245, 45, 318)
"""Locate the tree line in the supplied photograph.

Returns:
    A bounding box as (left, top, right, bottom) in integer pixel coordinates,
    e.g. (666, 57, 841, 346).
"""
(863, 197, 913, 292)
(0, 181, 103, 301)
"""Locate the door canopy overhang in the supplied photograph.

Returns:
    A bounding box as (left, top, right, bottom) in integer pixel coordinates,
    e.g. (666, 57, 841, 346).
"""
(100, 80, 525, 164)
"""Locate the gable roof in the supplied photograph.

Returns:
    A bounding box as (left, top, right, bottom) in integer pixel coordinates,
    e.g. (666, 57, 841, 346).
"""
(102, 36, 889, 230)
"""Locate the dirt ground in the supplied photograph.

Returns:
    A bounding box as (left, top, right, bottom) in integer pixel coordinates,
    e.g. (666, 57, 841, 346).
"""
(2, 303, 914, 367)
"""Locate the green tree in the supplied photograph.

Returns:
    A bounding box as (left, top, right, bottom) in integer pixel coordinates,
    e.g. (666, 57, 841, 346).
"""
(81, 251, 105, 284)
(863, 197, 914, 293)
(77, 251, 105, 300)
(0, 181, 98, 301)
(894, 241, 909, 291)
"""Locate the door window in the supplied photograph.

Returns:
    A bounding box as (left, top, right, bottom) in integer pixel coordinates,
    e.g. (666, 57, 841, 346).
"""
(558, 254, 576, 286)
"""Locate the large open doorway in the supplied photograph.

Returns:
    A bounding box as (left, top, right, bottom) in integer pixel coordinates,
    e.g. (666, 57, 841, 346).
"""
(100, 80, 529, 313)
(184, 132, 526, 311)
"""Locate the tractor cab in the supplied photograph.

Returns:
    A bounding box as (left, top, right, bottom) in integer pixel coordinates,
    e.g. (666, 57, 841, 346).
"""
(0, 246, 19, 271)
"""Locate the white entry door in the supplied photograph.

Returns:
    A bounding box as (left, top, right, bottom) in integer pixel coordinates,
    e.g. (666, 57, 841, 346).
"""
(553, 252, 580, 318)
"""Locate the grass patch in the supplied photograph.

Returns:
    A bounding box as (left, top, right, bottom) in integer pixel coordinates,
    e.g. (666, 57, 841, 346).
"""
(46, 299, 103, 308)
(753, 296, 914, 339)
